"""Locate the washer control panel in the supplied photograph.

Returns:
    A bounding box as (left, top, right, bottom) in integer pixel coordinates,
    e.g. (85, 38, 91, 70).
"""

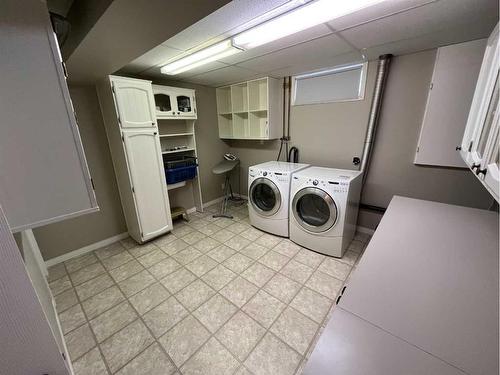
(250, 169, 289, 183)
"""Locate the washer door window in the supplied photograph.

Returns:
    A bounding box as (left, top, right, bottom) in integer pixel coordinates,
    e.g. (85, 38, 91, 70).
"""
(250, 178, 281, 217)
(293, 187, 337, 233)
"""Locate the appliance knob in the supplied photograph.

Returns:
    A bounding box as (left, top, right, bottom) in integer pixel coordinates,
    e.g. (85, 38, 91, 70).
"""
(263, 172, 268, 176)
(313, 179, 319, 186)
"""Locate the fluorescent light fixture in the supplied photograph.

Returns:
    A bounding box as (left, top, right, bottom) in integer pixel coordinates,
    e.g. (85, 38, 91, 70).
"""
(232, 0, 385, 50)
(161, 40, 241, 75)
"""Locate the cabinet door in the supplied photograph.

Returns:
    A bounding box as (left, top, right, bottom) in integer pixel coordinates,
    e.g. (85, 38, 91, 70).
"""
(112, 77, 157, 129)
(481, 101, 499, 201)
(0, 0, 98, 231)
(461, 24, 499, 166)
(174, 88, 197, 119)
(415, 39, 486, 167)
(153, 89, 177, 118)
(122, 130, 171, 240)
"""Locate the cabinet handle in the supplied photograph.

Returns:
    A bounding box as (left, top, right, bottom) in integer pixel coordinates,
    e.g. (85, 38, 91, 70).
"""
(476, 168, 487, 177)
(455, 146, 462, 151)
(471, 163, 480, 171)
(152, 122, 155, 126)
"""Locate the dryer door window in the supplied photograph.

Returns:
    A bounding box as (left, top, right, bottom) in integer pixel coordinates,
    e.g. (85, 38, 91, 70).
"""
(250, 177, 281, 217)
(292, 187, 337, 233)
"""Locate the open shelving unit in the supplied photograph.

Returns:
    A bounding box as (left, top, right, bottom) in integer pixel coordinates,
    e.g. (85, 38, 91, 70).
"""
(153, 84, 203, 213)
(216, 77, 282, 140)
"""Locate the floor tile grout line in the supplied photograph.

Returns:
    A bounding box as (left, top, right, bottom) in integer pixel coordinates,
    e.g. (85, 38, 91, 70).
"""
(54, 210, 368, 375)
(293, 239, 370, 375)
(89, 247, 182, 374)
(65, 255, 115, 375)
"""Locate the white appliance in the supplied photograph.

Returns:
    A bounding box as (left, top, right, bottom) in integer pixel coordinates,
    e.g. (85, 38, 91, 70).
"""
(248, 161, 309, 237)
(289, 167, 362, 257)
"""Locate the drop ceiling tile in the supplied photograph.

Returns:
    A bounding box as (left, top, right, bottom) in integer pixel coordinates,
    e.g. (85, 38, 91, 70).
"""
(236, 33, 354, 73)
(339, 0, 498, 50)
(183, 66, 261, 87)
(161, 0, 293, 51)
(357, 31, 488, 61)
(121, 45, 183, 74)
(218, 24, 332, 65)
(326, 0, 436, 32)
(266, 50, 364, 78)
(140, 61, 229, 80)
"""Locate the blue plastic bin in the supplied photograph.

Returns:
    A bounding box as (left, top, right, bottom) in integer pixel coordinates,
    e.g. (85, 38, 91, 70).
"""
(164, 156, 198, 184)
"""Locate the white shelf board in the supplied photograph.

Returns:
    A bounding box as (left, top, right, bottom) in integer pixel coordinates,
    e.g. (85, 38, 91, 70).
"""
(167, 181, 186, 190)
(162, 148, 195, 154)
(159, 132, 194, 137)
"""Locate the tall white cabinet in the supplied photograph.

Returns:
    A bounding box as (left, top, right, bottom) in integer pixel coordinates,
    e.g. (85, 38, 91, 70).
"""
(97, 76, 172, 243)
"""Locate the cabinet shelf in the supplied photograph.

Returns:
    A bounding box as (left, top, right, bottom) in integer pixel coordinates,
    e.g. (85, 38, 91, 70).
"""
(162, 148, 195, 155)
(159, 132, 194, 138)
(216, 77, 281, 140)
(167, 181, 186, 190)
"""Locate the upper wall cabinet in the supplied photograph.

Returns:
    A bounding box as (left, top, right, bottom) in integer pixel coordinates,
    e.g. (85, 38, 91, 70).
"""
(0, 0, 98, 231)
(153, 85, 197, 119)
(216, 77, 283, 140)
(461, 24, 499, 202)
(113, 78, 157, 128)
(415, 39, 486, 167)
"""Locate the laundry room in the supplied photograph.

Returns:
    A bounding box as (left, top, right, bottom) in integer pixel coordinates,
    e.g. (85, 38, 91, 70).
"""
(1, 1, 499, 375)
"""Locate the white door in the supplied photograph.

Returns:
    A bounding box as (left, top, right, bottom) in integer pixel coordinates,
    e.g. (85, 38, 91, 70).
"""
(112, 77, 157, 129)
(123, 129, 171, 241)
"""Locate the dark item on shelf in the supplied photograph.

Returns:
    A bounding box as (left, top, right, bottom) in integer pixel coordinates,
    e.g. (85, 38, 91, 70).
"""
(164, 156, 198, 184)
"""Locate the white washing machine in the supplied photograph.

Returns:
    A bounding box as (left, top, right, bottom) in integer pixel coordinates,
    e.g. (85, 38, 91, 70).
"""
(248, 161, 309, 237)
(289, 167, 362, 257)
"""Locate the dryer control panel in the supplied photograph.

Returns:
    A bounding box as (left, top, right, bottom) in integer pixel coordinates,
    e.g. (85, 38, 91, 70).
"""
(293, 176, 349, 193)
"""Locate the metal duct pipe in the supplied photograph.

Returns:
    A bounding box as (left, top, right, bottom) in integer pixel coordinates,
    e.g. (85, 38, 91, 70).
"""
(360, 54, 393, 184)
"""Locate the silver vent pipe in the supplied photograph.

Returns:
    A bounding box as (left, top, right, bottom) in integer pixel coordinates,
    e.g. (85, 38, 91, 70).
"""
(360, 54, 393, 184)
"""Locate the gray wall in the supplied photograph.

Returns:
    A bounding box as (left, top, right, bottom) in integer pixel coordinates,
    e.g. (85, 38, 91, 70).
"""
(34, 86, 127, 260)
(360, 49, 493, 227)
(227, 49, 494, 229)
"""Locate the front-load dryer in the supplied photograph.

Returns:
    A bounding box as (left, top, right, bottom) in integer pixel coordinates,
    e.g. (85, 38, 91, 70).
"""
(248, 161, 309, 237)
(289, 167, 362, 257)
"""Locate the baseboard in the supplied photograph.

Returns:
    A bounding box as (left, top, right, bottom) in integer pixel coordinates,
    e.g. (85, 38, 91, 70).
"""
(45, 232, 129, 267)
(46, 197, 244, 267)
(356, 225, 375, 235)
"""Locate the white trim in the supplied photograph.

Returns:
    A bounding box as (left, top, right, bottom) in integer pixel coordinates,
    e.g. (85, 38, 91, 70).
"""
(45, 232, 129, 267)
(45, 195, 246, 267)
(22, 230, 48, 277)
(291, 61, 368, 106)
(356, 225, 375, 235)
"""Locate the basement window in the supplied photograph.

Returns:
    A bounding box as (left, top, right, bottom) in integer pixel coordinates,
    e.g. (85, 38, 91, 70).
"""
(291, 62, 368, 105)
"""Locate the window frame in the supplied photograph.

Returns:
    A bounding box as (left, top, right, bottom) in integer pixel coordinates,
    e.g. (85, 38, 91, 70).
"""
(291, 62, 368, 106)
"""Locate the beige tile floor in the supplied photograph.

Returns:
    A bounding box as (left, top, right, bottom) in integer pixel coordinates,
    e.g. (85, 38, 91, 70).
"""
(48, 201, 370, 375)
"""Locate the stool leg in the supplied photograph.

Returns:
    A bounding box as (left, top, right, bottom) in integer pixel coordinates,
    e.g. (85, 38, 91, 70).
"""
(213, 174, 233, 219)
